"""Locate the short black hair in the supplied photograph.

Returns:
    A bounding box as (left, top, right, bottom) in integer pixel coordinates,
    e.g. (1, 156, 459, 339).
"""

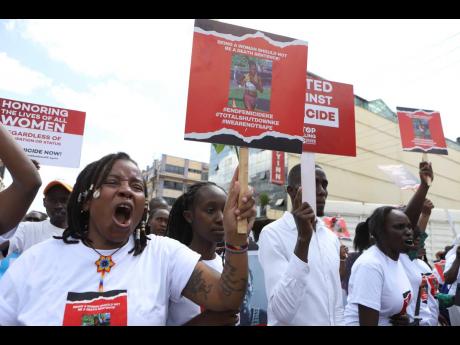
(366, 206, 398, 244)
(353, 220, 371, 252)
(148, 197, 169, 217)
(287, 163, 323, 187)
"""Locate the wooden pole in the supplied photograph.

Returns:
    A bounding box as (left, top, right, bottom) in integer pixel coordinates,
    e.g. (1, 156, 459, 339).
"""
(237, 147, 249, 234)
(422, 152, 432, 186)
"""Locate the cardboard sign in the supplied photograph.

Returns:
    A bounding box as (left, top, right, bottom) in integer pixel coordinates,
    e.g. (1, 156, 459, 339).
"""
(184, 19, 308, 154)
(270, 150, 285, 185)
(303, 77, 356, 156)
(0, 97, 86, 168)
(397, 107, 448, 155)
(378, 164, 420, 190)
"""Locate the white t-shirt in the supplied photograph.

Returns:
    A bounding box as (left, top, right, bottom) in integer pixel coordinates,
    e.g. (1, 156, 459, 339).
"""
(413, 258, 439, 326)
(399, 254, 423, 321)
(166, 254, 223, 326)
(0, 227, 16, 260)
(0, 235, 200, 325)
(7, 219, 64, 256)
(399, 254, 437, 326)
(345, 245, 413, 326)
(0, 227, 17, 243)
(444, 245, 460, 296)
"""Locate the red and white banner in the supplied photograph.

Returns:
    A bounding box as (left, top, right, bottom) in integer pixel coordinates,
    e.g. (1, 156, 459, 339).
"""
(397, 107, 448, 155)
(270, 150, 285, 185)
(185, 19, 308, 154)
(0, 97, 86, 168)
(303, 77, 356, 156)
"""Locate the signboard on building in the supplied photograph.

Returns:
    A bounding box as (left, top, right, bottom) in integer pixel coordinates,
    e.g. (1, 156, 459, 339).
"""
(397, 107, 448, 155)
(0, 97, 86, 168)
(184, 19, 308, 154)
(270, 150, 285, 185)
(303, 77, 356, 156)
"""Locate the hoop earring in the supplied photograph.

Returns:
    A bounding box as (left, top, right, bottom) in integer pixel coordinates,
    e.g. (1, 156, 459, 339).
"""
(93, 189, 101, 199)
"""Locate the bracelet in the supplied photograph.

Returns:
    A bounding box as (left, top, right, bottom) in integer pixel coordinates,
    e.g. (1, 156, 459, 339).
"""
(225, 242, 249, 254)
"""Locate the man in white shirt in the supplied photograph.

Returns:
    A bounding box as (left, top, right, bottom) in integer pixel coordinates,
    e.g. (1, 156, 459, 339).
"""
(0, 180, 72, 257)
(258, 164, 344, 325)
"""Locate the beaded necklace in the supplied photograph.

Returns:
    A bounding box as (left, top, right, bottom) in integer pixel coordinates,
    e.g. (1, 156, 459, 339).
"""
(91, 245, 124, 292)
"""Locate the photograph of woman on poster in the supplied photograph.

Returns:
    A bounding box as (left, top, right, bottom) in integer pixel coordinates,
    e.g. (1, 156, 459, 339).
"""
(228, 55, 272, 112)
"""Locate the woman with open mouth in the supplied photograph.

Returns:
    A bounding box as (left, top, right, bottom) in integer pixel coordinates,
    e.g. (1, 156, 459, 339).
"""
(0, 152, 255, 326)
(344, 206, 414, 326)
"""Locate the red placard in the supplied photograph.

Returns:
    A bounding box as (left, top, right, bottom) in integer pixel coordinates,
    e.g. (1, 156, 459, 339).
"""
(184, 19, 308, 154)
(271, 150, 285, 185)
(0, 97, 86, 168)
(302, 77, 356, 156)
(396, 107, 448, 155)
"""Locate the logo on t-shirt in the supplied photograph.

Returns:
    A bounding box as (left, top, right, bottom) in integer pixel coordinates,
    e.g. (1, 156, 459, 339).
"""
(63, 290, 127, 326)
(426, 274, 439, 296)
(397, 290, 412, 316)
(420, 275, 429, 304)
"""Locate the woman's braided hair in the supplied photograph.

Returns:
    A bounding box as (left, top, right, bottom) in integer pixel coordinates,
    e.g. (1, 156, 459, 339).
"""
(55, 152, 149, 256)
(166, 181, 224, 246)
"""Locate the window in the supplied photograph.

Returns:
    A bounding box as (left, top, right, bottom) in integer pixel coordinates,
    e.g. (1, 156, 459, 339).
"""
(188, 168, 201, 174)
(163, 180, 184, 191)
(165, 164, 184, 175)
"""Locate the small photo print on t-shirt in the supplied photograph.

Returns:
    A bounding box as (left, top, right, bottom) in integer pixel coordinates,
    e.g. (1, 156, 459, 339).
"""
(63, 290, 127, 326)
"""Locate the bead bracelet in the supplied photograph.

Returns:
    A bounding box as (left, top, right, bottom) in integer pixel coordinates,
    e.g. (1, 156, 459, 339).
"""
(225, 242, 249, 254)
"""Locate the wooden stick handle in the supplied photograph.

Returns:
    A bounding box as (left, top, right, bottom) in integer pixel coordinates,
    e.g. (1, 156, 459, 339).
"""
(237, 147, 249, 234)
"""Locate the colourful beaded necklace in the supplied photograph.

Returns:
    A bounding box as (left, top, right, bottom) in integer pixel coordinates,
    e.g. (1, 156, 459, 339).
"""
(91, 245, 123, 292)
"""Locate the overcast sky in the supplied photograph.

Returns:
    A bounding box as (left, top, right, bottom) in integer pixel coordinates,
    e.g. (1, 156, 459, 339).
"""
(1, 19, 459, 212)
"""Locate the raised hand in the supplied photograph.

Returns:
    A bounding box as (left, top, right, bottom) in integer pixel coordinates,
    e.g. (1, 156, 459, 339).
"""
(421, 199, 434, 215)
(224, 167, 256, 246)
(292, 187, 316, 242)
(419, 161, 433, 187)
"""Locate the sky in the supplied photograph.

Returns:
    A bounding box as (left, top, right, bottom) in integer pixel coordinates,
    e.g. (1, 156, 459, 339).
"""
(1, 19, 460, 213)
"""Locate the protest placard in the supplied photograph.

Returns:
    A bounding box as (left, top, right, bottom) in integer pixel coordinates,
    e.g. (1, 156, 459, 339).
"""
(303, 76, 356, 156)
(301, 76, 355, 208)
(0, 97, 86, 168)
(185, 19, 308, 154)
(397, 106, 448, 155)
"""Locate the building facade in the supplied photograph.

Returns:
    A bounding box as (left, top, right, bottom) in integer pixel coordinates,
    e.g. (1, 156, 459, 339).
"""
(143, 154, 209, 206)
